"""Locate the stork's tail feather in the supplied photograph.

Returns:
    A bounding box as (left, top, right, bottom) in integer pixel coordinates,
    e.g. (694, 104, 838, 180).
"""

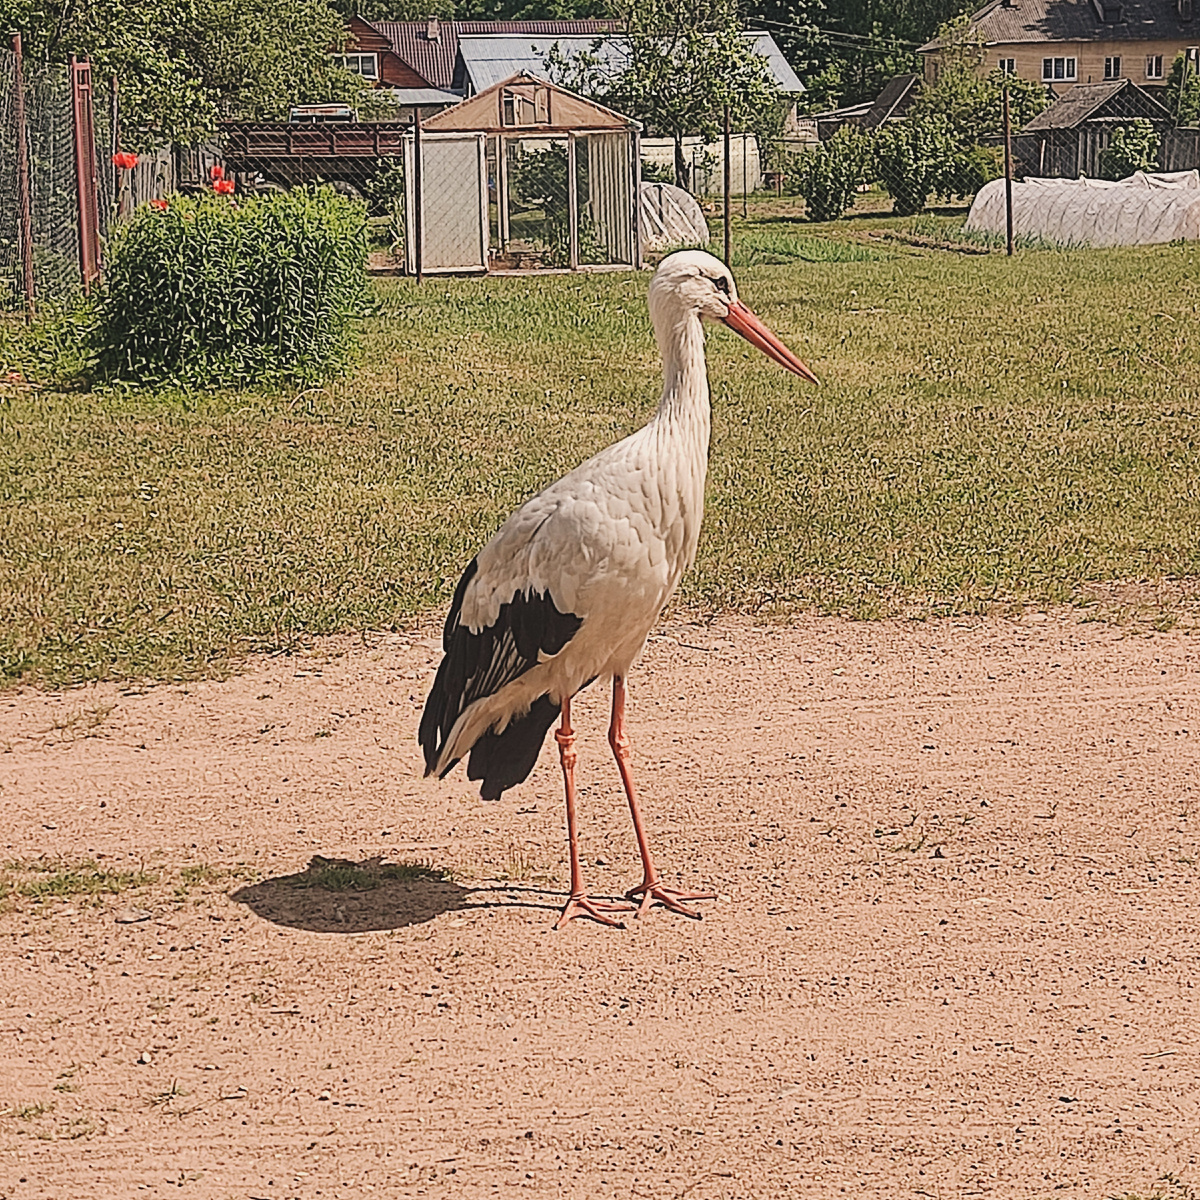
(466, 695, 561, 801)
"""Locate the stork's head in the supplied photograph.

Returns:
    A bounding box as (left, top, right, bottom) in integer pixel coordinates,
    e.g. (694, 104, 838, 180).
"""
(648, 249, 818, 384)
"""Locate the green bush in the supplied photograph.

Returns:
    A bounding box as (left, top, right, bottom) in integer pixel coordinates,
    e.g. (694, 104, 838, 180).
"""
(941, 143, 1003, 199)
(792, 126, 869, 222)
(873, 115, 960, 216)
(94, 186, 367, 387)
(1098, 119, 1161, 180)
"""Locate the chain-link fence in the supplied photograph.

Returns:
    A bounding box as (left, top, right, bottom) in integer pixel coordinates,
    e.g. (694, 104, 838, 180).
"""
(1, 43, 114, 312)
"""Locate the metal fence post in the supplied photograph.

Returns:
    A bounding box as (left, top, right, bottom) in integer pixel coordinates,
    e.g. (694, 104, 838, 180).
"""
(722, 103, 731, 267)
(111, 74, 119, 215)
(413, 114, 424, 284)
(566, 132, 579, 270)
(1003, 84, 1014, 257)
(70, 56, 101, 291)
(631, 128, 642, 272)
(742, 131, 748, 219)
(12, 33, 36, 322)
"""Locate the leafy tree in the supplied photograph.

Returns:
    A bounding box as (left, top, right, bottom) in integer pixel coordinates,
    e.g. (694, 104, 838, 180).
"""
(457, 0, 608, 17)
(548, 0, 780, 188)
(1164, 52, 1200, 126)
(907, 16, 1046, 144)
(1098, 119, 1161, 180)
(791, 123, 867, 219)
(0, 0, 372, 147)
(746, 0, 979, 110)
(872, 112, 957, 214)
(325, 0, 455, 18)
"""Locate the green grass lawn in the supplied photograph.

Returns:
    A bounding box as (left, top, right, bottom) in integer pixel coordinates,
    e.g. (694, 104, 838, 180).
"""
(3, 216, 1200, 687)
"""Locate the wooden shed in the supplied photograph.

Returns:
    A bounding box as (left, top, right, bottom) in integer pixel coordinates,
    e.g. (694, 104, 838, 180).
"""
(1017, 78, 1173, 177)
(407, 73, 642, 274)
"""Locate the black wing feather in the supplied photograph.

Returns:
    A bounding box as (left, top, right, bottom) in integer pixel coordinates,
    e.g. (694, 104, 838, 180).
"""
(418, 557, 583, 799)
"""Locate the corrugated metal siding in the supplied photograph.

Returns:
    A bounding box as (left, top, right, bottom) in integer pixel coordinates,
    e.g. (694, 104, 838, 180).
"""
(458, 35, 628, 93)
(585, 131, 634, 264)
(457, 31, 803, 95)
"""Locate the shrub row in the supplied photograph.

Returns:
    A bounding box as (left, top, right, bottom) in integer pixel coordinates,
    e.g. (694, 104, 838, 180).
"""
(792, 115, 1165, 222)
(792, 116, 1003, 221)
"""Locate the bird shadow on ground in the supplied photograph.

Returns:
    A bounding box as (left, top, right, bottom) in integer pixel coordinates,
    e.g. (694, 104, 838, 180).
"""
(230, 854, 564, 933)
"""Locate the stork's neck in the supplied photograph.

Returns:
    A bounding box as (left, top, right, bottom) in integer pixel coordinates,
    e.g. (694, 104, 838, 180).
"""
(654, 310, 710, 429)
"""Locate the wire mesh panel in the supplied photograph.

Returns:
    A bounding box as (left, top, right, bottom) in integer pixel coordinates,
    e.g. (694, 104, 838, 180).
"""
(0, 47, 21, 310)
(405, 131, 488, 274)
(0, 46, 82, 308)
(498, 135, 572, 268)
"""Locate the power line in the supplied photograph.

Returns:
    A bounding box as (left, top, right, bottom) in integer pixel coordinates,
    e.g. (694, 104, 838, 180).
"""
(748, 16, 921, 54)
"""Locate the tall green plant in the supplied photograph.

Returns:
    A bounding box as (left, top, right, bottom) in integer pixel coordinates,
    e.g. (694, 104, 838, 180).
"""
(546, 0, 779, 188)
(910, 16, 1048, 144)
(1166, 52, 1200, 125)
(873, 114, 959, 216)
(792, 126, 869, 222)
(94, 187, 367, 386)
(1098, 120, 1161, 180)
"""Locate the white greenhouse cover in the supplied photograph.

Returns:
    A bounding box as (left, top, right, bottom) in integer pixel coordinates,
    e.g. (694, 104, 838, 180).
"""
(639, 183, 710, 252)
(965, 170, 1200, 246)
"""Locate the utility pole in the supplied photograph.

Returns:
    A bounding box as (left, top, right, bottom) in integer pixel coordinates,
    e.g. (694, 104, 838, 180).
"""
(413, 113, 424, 284)
(13, 33, 36, 322)
(1002, 83, 1014, 257)
(723, 103, 731, 266)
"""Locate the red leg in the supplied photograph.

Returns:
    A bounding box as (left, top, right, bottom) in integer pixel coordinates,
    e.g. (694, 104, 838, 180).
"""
(554, 697, 632, 930)
(609, 676, 715, 920)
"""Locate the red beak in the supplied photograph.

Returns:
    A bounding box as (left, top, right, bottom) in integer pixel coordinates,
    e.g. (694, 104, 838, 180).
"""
(723, 299, 819, 385)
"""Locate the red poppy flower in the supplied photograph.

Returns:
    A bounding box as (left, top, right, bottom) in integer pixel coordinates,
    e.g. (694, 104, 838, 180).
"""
(213, 178, 235, 195)
(112, 151, 138, 170)
(210, 164, 225, 181)
(149, 198, 169, 210)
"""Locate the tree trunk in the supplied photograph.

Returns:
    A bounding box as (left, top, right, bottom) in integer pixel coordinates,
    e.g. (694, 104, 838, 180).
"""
(673, 133, 689, 191)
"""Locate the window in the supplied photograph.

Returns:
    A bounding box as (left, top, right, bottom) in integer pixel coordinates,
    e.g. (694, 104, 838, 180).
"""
(1042, 56, 1078, 80)
(999, 57, 1016, 74)
(1104, 55, 1121, 78)
(500, 84, 550, 126)
(1146, 54, 1164, 77)
(331, 53, 378, 80)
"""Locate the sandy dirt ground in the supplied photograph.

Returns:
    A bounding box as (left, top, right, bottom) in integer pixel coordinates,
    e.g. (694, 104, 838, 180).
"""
(2, 611, 1199, 1200)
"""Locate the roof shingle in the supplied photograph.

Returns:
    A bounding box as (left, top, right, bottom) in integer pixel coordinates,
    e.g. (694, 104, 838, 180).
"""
(920, 0, 1200, 51)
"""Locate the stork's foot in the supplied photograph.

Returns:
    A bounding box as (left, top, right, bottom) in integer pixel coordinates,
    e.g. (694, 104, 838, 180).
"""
(554, 893, 633, 930)
(626, 879, 716, 920)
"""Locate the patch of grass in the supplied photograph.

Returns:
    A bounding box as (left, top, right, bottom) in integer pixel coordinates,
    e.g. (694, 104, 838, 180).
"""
(0, 858, 157, 902)
(46, 701, 115, 738)
(0, 1101, 53, 1121)
(147, 1080, 190, 1108)
(900, 215, 1069, 253)
(293, 855, 449, 892)
(731, 229, 881, 266)
(3, 222, 1200, 685)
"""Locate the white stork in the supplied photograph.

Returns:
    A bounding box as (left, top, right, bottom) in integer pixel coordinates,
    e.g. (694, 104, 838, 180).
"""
(419, 249, 817, 928)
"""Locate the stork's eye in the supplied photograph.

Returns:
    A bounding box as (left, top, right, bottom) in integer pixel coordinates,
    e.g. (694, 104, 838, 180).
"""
(713, 276, 730, 295)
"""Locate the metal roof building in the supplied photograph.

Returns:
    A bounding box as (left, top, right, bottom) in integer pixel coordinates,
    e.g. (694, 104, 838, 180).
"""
(452, 30, 804, 96)
(344, 17, 804, 101)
